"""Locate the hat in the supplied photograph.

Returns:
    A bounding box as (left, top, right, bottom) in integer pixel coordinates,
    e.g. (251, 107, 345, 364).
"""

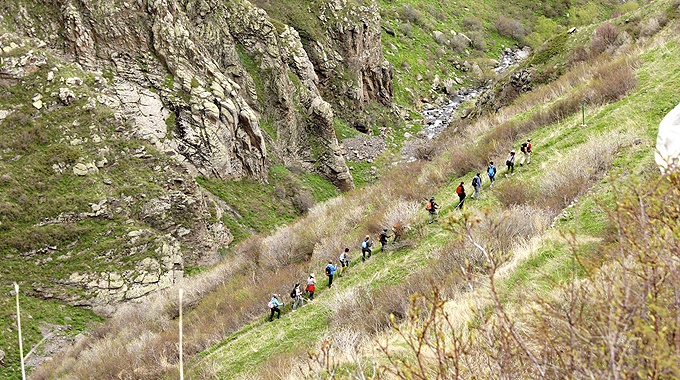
(527, 138, 531, 141)
(511, 150, 516, 153)
(383, 228, 387, 232)
(430, 196, 435, 200)
(310, 273, 315, 278)
(273, 294, 279, 298)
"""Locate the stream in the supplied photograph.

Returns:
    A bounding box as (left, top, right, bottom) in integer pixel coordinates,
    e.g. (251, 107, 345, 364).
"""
(420, 47, 530, 139)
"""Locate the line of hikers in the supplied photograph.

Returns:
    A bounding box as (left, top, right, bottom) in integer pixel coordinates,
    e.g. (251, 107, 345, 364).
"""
(269, 139, 533, 320)
(426, 138, 533, 220)
(267, 224, 405, 321)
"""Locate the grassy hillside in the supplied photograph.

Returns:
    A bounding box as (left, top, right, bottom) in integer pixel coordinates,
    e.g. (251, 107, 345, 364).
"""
(27, 1, 680, 378)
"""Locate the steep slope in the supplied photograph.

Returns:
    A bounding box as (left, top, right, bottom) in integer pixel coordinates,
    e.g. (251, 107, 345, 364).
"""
(26, 1, 680, 379)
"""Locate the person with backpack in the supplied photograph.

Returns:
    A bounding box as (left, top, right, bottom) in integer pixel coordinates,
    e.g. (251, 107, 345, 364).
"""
(305, 273, 316, 301)
(393, 219, 404, 243)
(520, 138, 532, 166)
(456, 182, 466, 210)
(361, 235, 372, 261)
(268, 294, 283, 321)
(325, 260, 337, 288)
(426, 196, 440, 223)
(506, 150, 516, 175)
(291, 283, 304, 311)
(487, 162, 496, 186)
(471, 173, 481, 199)
(339, 248, 350, 277)
(378, 228, 390, 250)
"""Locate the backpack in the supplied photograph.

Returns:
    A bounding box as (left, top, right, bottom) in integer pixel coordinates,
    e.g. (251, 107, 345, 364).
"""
(472, 177, 479, 187)
(456, 186, 463, 194)
(268, 301, 274, 309)
(325, 265, 332, 276)
(425, 201, 432, 210)
(362, 240, 367, 249)
(521, 142, 528, 153)
(488, 166, 496, 176)
(290, 289, 296, 299)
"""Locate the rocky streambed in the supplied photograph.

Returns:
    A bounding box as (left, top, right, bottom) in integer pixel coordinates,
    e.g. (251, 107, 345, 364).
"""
(420, 47, 530, 139)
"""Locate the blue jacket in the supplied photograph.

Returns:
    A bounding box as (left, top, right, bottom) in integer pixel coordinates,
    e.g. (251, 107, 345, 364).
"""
(271, 297, 282, 307)
(472, 176, 481, 187)
(326, 264, 337, 275)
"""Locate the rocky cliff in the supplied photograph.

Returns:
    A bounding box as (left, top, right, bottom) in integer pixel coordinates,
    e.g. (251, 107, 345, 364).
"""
(50, 0, 392, 190)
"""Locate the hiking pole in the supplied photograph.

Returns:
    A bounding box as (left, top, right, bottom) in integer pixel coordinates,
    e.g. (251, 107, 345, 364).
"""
(14, 282, 26, 380)
(179, 288, 184, 380)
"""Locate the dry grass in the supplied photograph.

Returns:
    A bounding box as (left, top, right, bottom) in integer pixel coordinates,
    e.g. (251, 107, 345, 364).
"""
(537, 131, 631, 211)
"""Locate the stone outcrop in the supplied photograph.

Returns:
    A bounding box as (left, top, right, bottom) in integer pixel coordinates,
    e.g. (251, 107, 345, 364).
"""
(65, 235, 184, 316)
(469, 68, 533, 119)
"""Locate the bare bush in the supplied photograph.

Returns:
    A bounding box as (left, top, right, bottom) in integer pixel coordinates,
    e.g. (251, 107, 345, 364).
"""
(496, 16, 526, 40)
(398, 4, 425, 25)
(566, 44, 588, 65)
(462, 16, 483, 32)
(451, 34, 469, 53)
(494, 179, 534, 208)
(641, 17, 661, 37)
(292, 190, 315, 214)
(468, 31, 487, 51)
(400, 22, 413, 36)
(588, 58, 638, 104)
(591, 22, 621, 55)
(538, 132, 628, 211)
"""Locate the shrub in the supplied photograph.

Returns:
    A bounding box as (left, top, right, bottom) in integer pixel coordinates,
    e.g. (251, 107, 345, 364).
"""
(494, 179, 534, 208)
(399, 4, 425, 25)
(496, 16, 527, 40)
(589, 59, 637, 104)
(400, 22, 413, 36)
(451, 34, 469, 53)
(462, 16, 483, 32)
(468, 31, 487, 51)
(640, 17, 661, 37)
(590, 22, 621, 55)
(566, 44, 589, 65)
(433, 32, 447, 45)
(292, 190, 315, 214)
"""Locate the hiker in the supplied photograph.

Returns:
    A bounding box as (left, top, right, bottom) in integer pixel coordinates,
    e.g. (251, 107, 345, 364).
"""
(339, 248, 350, 277)
(456, 182, 466, 210)
(361, 235, 372, 261)
(488, 162, 496, 186)
(519, 138, 532, 166)
(292, 283, 304, 311)
(325, 260, 337, 288)
(306, 273, 316, 301)
(506, 150, 516, 175)
(393, 219, 404, 243)
(426, 196, 440, 223)
(471, 173, 481, 199)
(268, 294, 283, 321)
(379, 228, 390, 250)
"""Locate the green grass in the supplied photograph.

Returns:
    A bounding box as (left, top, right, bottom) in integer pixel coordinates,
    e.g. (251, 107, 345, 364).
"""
(0, 289, 104, 380)
(197, 164, 339, 242)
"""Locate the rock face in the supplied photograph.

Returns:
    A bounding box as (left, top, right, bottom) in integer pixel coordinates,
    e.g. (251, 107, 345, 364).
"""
(66, 235, 184, 316)
(469, 68, 533, 119)
(52, 0, 391, 190)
